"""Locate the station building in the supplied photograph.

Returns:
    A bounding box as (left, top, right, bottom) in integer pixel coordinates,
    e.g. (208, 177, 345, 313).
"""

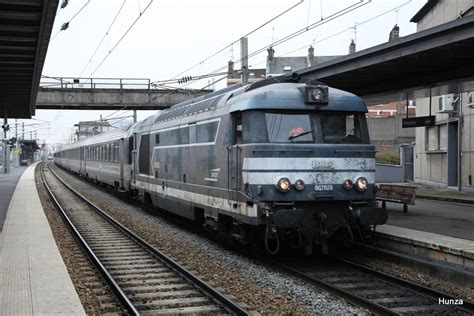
(411, 0, 474, 191)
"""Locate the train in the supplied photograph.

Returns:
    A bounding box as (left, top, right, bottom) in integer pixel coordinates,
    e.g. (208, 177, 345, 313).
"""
(54, 74, 388, 254)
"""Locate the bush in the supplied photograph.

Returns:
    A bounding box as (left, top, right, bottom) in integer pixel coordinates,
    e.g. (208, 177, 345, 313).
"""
(376, 151, 400, 165)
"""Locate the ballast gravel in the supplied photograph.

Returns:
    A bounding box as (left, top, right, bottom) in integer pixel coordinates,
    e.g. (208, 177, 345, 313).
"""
(51, 165, 367, 315)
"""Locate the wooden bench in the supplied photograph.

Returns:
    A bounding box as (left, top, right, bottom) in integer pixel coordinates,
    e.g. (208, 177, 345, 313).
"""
(376, 184, 417, 213)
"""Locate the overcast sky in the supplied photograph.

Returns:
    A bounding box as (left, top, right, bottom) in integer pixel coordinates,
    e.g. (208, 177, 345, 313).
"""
(15, 0, 426, 145)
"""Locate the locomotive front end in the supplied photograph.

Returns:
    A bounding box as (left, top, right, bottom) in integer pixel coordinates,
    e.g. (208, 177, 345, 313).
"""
(229, 79, 387, 254)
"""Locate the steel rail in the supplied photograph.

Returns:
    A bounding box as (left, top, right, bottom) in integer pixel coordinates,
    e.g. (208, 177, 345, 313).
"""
(40, 164, 140, 315)
(339, 258, 474, 313)
(274, 258, 474, 315)
(44, 163, 248, 316)
(273, 261, 397, 315)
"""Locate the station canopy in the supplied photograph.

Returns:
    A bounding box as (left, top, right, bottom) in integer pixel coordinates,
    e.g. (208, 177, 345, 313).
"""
(0, 0, 58, 118)
(297, 15, 474, 99)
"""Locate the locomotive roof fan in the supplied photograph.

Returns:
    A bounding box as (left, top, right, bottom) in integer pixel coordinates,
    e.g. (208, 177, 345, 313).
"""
(304, 79, 329, 105)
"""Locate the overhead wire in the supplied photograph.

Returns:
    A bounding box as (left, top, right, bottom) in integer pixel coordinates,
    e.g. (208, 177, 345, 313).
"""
(89, 0, 154, 77)
(253, 0, 412, 64)
(79, 0, 128, 77)
(50, 0, 91, 41)
(163, 0, 304, 82)
(179, 0, 370, 89)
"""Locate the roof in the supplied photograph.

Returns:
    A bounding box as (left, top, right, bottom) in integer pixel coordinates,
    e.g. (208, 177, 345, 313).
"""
(132, 84, 243, 131)
(0, 0, 59, 118)
(296, 14, 474, 97)
(227, 68, 266, 80)
(267, 56, 308, 75)
(19, 139, 40, 150)
(58, 124, 135, 151)
(267, 55, 341, 76)
(228, 82, 367, 113)
(410, 0, 439, 23)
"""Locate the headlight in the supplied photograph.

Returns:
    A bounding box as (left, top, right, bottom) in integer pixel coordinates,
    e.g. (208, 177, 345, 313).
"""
(276, 177, 291, 192)
(343, 179, 353, 190)
(355, 177, 368, 191)
(294, 179, 305, 191)
(311, 88, 325, 102)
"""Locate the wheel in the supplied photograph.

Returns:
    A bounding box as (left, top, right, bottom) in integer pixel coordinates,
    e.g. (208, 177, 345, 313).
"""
(403, 204, 408, 213)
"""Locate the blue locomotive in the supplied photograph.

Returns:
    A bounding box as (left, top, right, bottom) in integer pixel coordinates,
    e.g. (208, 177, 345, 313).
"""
(55, 75, 387, 254)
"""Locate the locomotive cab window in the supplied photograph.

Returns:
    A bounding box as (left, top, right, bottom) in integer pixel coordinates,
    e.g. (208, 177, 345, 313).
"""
(266, 113, 313, 143)
(321, 113, 368, 144)
(240, 110, 368, 144)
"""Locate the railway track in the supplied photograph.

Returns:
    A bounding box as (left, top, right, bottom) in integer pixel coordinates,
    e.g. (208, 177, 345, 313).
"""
(41, 163, 248, 315)
(276, 257, 474, 315)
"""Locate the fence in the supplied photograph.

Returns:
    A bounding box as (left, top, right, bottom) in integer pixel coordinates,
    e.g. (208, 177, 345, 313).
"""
(40, 77, 152, 91)
(375, 144, 414, 183)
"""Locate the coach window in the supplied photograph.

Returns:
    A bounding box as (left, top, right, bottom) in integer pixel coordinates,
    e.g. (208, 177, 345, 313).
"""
(128, 136, 134, 164)
(114, 142, 119, 162)
(188, 124, 197, 144)
(180, 127, 189, 144)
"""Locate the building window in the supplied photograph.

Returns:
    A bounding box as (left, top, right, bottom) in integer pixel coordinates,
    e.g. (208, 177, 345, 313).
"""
(426, 124, 447, 152)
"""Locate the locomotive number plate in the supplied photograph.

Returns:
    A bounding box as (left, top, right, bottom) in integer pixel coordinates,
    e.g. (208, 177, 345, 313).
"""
(314, 184, 333, 191)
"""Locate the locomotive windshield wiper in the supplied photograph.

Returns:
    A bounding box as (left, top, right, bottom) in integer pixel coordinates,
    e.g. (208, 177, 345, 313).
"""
(288, 130, 312, 140)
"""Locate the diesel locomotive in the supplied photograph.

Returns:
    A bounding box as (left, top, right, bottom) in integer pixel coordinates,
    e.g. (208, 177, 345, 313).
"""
(54, 75, 388, 254)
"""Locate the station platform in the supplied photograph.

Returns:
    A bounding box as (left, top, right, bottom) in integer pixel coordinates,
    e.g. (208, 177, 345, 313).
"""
(0, 163, 85, 315)
(375, 183, 474, 271)
(0, 166, 27, 232)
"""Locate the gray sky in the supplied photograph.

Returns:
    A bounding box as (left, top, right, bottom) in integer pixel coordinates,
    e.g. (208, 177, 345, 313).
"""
(16, 0, 426, 146)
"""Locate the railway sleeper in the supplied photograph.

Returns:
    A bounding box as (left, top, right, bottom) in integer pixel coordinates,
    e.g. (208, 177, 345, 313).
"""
(110, 289, 201, 302)
(109, 267, 168, 275)
(391, 304, 453, 314)
(113, 277, 184, 287)
(372, 296, 433, 308)
(111, 272, 177, 283)
(123, 283, 193, 294)
(92, 250, 149, 258)
(106, 263, 163, 270)
(357, 288, 408, 297)
(322, 276, 374, 283)
(102, 258, 158, 266)
(337, 282, 388, 289)
(140, 305, 223, 315)
(90, 243, 139, 250)
(133, 297, 212, 310)
(96, 256, 155, 263)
